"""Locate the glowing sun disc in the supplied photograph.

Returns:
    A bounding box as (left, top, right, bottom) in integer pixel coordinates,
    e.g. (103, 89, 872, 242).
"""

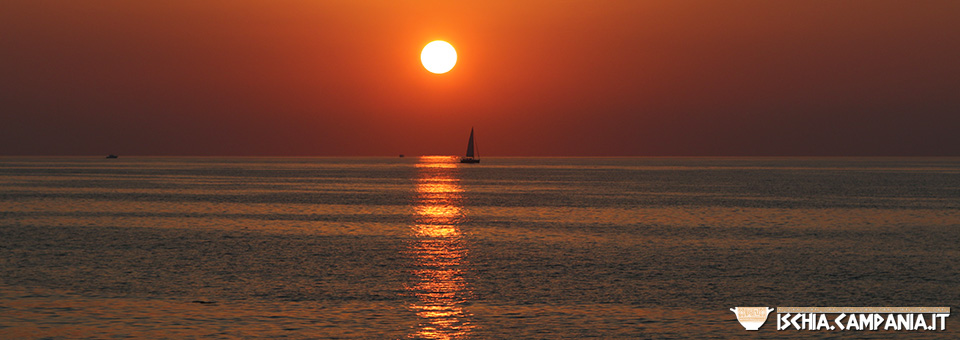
(421, 40, 457, 74)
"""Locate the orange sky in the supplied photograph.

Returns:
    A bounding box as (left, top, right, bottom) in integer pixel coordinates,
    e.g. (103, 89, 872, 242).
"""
(2, 1, 959, 156)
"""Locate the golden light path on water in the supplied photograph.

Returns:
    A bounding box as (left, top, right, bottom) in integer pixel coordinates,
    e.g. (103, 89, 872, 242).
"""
(407, 156, 474, 339)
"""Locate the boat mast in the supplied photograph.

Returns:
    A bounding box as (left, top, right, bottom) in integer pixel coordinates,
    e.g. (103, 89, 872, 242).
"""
(465, 127, 475, 158)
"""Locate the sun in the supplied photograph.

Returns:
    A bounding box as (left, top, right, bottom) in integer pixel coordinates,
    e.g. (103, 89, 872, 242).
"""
(421, 40, 457, 74)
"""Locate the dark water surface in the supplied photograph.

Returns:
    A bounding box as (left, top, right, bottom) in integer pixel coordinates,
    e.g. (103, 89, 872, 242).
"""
(1, 157, 958, 338)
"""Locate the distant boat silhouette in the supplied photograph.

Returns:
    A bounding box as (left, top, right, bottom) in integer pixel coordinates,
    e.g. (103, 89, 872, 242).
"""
(106, 154, 118, 159)
(459, 128, 480, 163)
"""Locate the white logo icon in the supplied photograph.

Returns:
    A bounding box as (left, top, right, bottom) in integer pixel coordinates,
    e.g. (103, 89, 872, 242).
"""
(730, 307, 776, 330)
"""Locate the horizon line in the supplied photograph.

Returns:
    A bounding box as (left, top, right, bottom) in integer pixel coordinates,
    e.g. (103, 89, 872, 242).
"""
(2, 154, 959, 159)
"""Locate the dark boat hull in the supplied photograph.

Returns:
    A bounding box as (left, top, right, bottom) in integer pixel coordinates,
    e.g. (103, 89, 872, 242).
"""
(459, 158, 480, 163)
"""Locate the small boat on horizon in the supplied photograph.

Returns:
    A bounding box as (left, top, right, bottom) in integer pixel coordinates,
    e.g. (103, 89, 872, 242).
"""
(106, 154, 118, 159)
(459, 127, 480, 164)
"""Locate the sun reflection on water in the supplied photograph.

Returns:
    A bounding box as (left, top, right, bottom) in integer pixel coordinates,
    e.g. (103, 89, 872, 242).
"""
(407, 156, 474, 339)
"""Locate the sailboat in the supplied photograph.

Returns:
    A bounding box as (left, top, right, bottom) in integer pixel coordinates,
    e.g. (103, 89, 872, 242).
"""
(459, 127, 480, 163)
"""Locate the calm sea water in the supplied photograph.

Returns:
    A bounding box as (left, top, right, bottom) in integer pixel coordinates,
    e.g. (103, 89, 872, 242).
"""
(1, 157, 958, 339)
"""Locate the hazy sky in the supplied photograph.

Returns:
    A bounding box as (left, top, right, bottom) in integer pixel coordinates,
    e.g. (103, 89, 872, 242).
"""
(2, 1, 958, 156)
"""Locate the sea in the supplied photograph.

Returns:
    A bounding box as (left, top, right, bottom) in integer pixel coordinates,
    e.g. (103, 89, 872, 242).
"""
(1, 156, 958, 339)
